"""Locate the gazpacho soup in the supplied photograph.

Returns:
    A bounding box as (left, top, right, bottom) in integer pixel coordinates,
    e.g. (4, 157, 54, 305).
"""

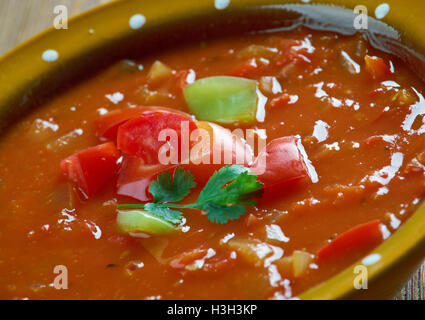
(1, 26, 425, 299)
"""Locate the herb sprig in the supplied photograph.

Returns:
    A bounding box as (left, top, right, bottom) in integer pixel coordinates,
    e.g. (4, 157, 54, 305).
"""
(117, 165, 263, 225)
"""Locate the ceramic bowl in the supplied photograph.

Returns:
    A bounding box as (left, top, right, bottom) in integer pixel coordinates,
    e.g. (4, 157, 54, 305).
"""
(1, 0, 425, 299)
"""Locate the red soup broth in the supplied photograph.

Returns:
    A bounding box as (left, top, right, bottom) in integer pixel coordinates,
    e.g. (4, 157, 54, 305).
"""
(1, 27, 425, 299)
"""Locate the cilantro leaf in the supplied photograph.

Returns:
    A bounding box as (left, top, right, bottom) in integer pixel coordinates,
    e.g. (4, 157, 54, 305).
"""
(197, 165, 262, 206)
(191, 165, 264, 224)
(117, 165, 264, 227)
(144, 203, 183, 225)
(199, 203, 246, 224)
(149, 168, 196, 203)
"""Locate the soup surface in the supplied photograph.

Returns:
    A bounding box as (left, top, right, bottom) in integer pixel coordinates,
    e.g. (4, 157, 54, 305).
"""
(1, 27, 425, 299)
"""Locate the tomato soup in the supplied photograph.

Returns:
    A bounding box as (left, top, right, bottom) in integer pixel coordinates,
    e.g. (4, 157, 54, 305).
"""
(1, 27, 425, 299)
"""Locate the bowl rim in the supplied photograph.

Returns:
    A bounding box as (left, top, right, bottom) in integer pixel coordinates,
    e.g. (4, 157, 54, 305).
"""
(1, 0, 425, 300)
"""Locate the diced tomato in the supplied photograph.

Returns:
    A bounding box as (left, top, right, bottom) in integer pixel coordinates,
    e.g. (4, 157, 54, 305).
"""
(230, 58, 261, 78)
(250, 136, 311, 192)
(184, 121, 254, 183)
(94, 106, 194, 142)
(117, 120, 254, 199)
(60, 142, 121, 198)
(94, 107, 148, 141)
(275, 50, 310, 67)
(116, 156, 175, 202)
(169, 248, 233, 274)
(118, 120, 254, 194)
(317, 219, 383, 264)
(175, 69, 196, 93)
(169, 249, 207, 269)
(117, 109, 198, 164)
(274, 39, 312, 67)
(269, 94, 291, 109)
(364, 55, 391, 80)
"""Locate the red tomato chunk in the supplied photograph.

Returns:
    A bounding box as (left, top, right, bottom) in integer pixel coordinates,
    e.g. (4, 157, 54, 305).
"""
(317, 220, 383, 264)
(250, 136, 311, 192)
(60, 142, 121, 198)
(117, 110, 197, 164)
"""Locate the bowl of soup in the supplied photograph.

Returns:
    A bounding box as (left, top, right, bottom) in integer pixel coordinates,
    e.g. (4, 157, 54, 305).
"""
(1, 0, 425, 300)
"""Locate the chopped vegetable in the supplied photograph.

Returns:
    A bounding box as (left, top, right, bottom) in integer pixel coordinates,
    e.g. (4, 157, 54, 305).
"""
(118, 164, 263, 225)
(275, 256, 293, 276)
(118, 166, 196, 225)
(138, 86, 169, 105)
(95, 107, 194, 141)
(147, 60, 173, 85)
(169, 248, 207, 269)
(116, 156, 175, 202)
(175, 69, 196, 92)
(274, 39, 312, 67)
(117, 209, 176, 235)
(94, 107, 147, 141)
(392, 88, 417, 106)
(317, 219, 383, 264)
(61, 142, 121, 198)
(259, 76, 282, 96)
(250, 136, 311, 192)
(45, 183, 76, 211)
(224, 238, 267, 267)
(237, 45, 278, 60)
(322, 184, 365, 207)
(140, 237, 169, 264)
(230, 59, 262, 78)
(117, 109, 197, 164)
(169, 248, 231, 273)
(278, 61, 297, 79)
(117, 120, 254, 201)
(115, 59, 141, 74)
(364, 55, 391, 80)
(269, 94, 291, 108)
(292, 250, 313, 277)
(275, 250, 313, 277)
(184, 121, 254, 183)
(183, 76, 258, 124)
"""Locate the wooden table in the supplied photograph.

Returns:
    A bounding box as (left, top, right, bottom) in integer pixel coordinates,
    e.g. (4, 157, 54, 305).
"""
(0, 0, 424, 300)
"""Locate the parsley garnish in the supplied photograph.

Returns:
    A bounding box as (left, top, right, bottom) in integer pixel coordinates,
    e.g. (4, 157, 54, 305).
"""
(149, 169, 196, 204)
(117, 165, 263, 225)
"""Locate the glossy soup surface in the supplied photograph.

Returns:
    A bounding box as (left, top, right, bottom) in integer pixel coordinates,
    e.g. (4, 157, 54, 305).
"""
(1, 27, 425, 299)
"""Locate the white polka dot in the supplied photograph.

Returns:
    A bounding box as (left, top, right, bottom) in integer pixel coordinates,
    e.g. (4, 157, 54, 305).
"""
(375, 3, 390, 19)
(129, 14, 146, 30)
(42, 50, 59, 62)
(214, 0, 230, 10)
(362, 253, 381, 266)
